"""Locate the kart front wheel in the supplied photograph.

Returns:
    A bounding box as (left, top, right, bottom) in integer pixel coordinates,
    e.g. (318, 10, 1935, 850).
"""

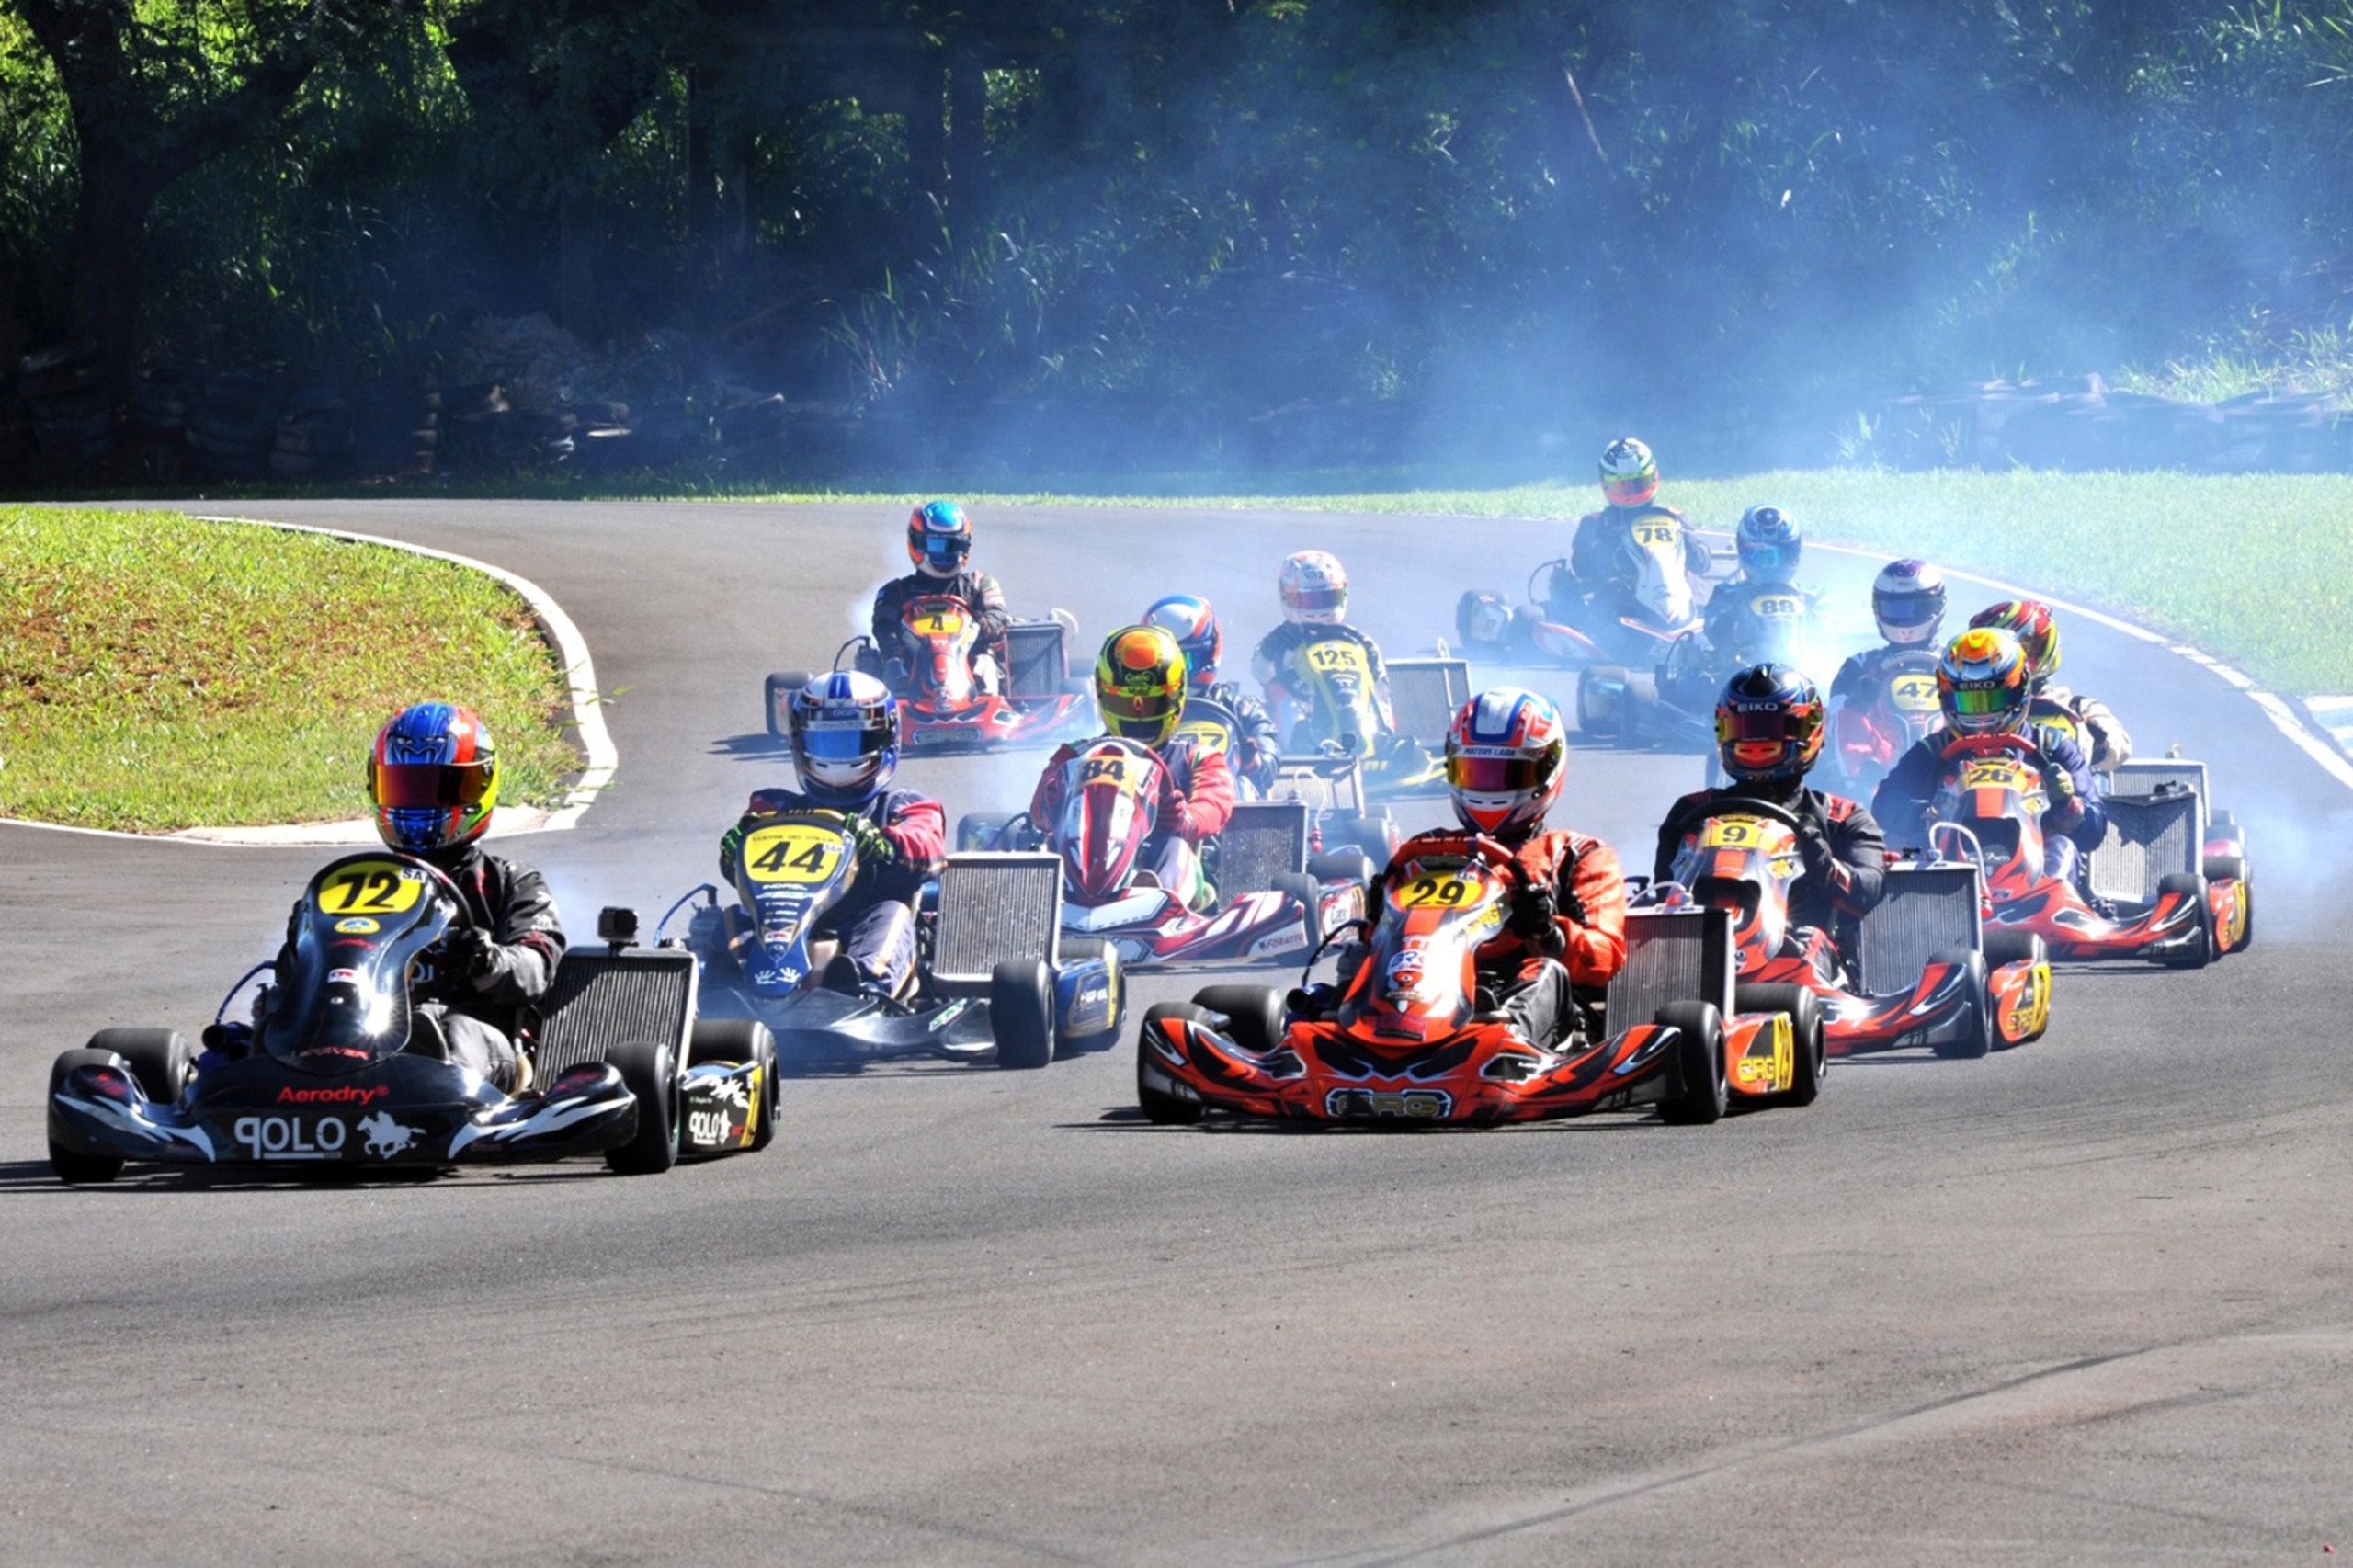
(1733, 984, 1824, 1107)
(991, 959, 1056, 1070)
(1190, 983, 1288, 1055)
(1136, 1004, 1208, 1125)
(1273, 871, 1323, 953)
(688, 1018, 780, 1153)
(605, 1039, 682, 1175)
(2201, 853, 2251, 953)
(48, 1047, 131, 1184)
(86, 1027, 192, 1107)
(1655, 1002, 1727, 1125)
(1929, 948, 1993, 1059)
(2155, 871, 2216, 970)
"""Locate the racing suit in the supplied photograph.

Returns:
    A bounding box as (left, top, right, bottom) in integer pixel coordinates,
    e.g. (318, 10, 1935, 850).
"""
(1830, 642, 1924, 707)
(2034, 687, 2132, 773)
(870, 569, 1011, 694)
(1364, 825, 1629, 1051)
(1654, 779, 1886, 980)
(1250, 621, 1396, 753)
(718, 786, 946, 995)
(1030, 735, 1236, 910)
(1197, 678, 1283, 796)
(1872, 725, 2106, 881)
(1557, 503, 1711, 624)
(1657, 576, 1826, 713)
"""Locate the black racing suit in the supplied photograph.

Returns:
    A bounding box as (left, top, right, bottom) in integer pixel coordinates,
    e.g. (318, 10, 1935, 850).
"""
(1654, 778, 1886, 978)
(717, 786, 947, 995)
(1249, 621, 1395, 752)
(1198, 677, 1283, 795)
(869, 569, 1010, 691)
(1831, 642, 1930, 707)
(1873, 725, 2106, 881)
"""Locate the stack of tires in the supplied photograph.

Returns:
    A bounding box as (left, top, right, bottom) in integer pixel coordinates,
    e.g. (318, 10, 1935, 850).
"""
(715, 392, 790, 465)
(270, 384, 356, 481)
(128, 367, 196, 482)
(188, 369, 280, 479)
(20, 342, 113, 473)
(435, 381, 509, 473)
(0, 379, 31, 482)
(567, 400, 635, 472)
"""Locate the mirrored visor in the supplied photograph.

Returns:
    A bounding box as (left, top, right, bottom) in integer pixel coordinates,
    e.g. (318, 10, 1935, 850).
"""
(1287, 585, 1347, 614)
(373, 760, 494, 809)
(1948, 686, 2014, 717)
(1446, 753, 1545, 793)
(1874, 595, 1942, 628)
(796, 719, 887, 760)
(1097, 687, 1171, 721)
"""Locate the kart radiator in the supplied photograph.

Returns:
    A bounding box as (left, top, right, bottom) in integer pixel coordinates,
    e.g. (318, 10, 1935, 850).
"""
(1216, 801, 1310, 895)
(2109, 758, 2209, 804)
(529, 949, 699, 1077)
(1857, 867, 1982, 994)
(1608, 908, 1733, 1028)
(1005, 622, 1068, 700)
(2089, 791, 2202, 903)
(1267, 756, 1368, 814)
(1387, 658, 1472, 746)
(932, 852, 1063, 993)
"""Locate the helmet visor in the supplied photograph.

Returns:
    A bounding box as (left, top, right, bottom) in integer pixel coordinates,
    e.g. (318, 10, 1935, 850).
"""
(1098, 687, 1175, 723)
(1946, 686, 2016, 719)
(1446, 753, 1548, 793)
(920, 531, 971, 571)
(1285, 584, 1347, 617)
(373, 759, 494, 810)
(1874, 593, 1942, 630)
(796, 718, 889, 760)
(1742, 541, 1798, 580)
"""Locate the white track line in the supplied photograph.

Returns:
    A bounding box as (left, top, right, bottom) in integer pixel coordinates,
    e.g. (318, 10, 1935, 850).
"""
(1, 515, 617, 846)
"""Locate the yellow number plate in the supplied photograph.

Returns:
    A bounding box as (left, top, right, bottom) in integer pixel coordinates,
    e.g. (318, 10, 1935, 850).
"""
(1890, 673, 1939, 713)
(1633, 521, 1681, 549)
(1960, 759, 2036, 790)
(1699, 815, 1770, 848)
(1392, 873, 1478, 909)
(1305, 642, 1370, 678)
(1751, 594, 1805, 619)
(915, 608, 967, 636)
(316, 860, 427, 915)
(742, 824, 846, 884)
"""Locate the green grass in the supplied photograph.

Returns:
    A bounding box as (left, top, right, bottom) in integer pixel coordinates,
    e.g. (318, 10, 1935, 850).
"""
(0, 507, 579, 832)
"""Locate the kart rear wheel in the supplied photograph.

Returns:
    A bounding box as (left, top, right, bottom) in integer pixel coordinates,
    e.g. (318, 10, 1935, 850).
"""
(956, 812, 1009, 852)
(86, 1027, 193, 1106)
(1929, 948, 1993, 1059)
(1136, 1004, 1208, 1125)
(688, 1019, 780, 1153)
(1983, 929, 2048, 970)
(1273, 871, 1323, 952)
(605, 1039, 682, 1175)
(1576, 667, 1633, 742)
(990, 959, 1056, 1070)
(1190, 983, 1288, 1055)
(2155, 871, 2215, 969)
(48, 1048, 129, 1184)
(1307, 848, 1377, 889)
(1056, 938, 1126, 1051)
(1733, 985, 1824, 1107)
(2201, 853, 2251, 953)
(1655, 1002, 1727, 1125)
(764, 670, 813, 739)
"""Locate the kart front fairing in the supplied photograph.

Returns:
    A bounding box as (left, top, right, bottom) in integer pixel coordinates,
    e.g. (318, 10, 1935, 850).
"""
(261, 853, 457, 1070)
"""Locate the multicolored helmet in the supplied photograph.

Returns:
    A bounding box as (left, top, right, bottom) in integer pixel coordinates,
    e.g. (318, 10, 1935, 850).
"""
(1444, 687, 1568, 836)
(1734, 505, 1802, 585)
(1095, 625, 1189, 746)
(1872, 559, 1948, 648)
(1142, 593, 1222, 688)
(369, 701, 499, 855)
(790, 671, 900, 805)
(1968, 598, 2061, 690)
(1715, 664, 1825, 783)
(1599, 437, 1659, 507)
(1278, 550, 1348, 625)
(1938, 627, 2033, 736)
(906, 500, 973, 579)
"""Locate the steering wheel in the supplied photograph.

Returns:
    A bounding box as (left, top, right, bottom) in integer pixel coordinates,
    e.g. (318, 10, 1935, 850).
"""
(1400, 831, 1528, 883)
(1701, 797, 1805, 832)
(1938, 730, 2043, 764)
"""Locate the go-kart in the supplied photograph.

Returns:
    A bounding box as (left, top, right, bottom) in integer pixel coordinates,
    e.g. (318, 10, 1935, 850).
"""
(1925, 735, 2249, 967)
(766, 596, 1087, 754)
(1660, 798, 2052, 1059)
(2103, 755, 2255, 953)
(1275, 629, 1448, 801)
(1577, 584, 1824, 756)
(1135, 831, 1824, 1126)
(1824, 650, 1943, 797)
(662, 806, 1121, 1070)
(1453, 516, 1707, 666)
(957, 734, 1367, 969)
(47, 851, 772, 1184)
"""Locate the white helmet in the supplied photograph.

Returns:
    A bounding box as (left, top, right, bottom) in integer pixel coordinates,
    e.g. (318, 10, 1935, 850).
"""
(1599, 437, 1658, 507)
(1279, 550, 1348, 625)
(1871, 558, 1948, 648)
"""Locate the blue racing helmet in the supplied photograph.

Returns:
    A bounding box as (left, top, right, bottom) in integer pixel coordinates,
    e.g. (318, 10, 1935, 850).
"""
(790, 671, 900, 805)
(907, 500, 973, 579)
(1142, 593, 1222, 687)
(1735, 505, 1803, 586)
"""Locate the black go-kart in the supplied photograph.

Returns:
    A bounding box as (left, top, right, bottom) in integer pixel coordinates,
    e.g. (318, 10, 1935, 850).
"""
(46, 851, 777, 1184)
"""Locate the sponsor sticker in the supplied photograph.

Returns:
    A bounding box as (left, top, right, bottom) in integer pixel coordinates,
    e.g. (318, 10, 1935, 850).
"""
(335, 917, 381, 935)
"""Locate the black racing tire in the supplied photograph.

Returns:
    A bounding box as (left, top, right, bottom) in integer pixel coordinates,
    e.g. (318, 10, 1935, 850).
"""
(1273, 871, 1324, 952)
(1577, 667, 1635, 742)
(1929, 948, 1993, 1058)
(605, 1039, 682, 1175)
(1306, 847, 1376, 888)
(765, 670, 813, 739)
(86, 1027, 193, 1107)
(1190, 983, 1289, 1055)
(2201, 853, 2251, 953)
(1733, 984, 1824, 1107)
(48, 1048, 130, 1184)
(956, 812, 1010, 852)
(1055, 937, 1126, 1050)
(2155, 871, 2215, 969)
(688, 1018, 780, 1153)
(1136, 1003, 1209, 1125)
(1982, 929, 2048, 970)
(990, 959, 1056, 1070)
(1347, 814, 1399, 864)
(1655, 1002, 1727, 1125)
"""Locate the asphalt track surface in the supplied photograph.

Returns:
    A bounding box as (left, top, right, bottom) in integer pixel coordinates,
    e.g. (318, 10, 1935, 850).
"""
(6, 501, 2351, 1565)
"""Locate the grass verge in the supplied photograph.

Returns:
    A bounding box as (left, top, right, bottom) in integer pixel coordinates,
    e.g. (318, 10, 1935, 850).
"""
(0, 507, 578, 832)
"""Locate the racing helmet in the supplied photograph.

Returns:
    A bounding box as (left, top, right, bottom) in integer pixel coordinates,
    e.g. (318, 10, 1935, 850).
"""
(1142, 593, 1222, 688)
(1715, 664, 1825, 784)
(1095, 625, 1189, 746)
(1599, 437, 1658, 507)
(1938, 627, 2033, 736)
(369, 701, 499, 855)
(1872, 558, 1948, 648)
(1968, 598, 2062, 690)
(1279, 550, 1348, 625)
(1734, 505, 1802, 585)
(1444, 687, 1568, 837)
(906, 500, 973, 579)
(790, 671, 901, 805)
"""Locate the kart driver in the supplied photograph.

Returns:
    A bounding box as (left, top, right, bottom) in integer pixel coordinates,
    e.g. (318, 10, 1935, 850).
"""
(1142, 592, 1282, 796)
(1553, 437, 1712, 627)
(869, 499, 1012, 694)
(1872, 627, 2108, 881)
(1967, 598, 2133, 773)
(1250, 549, 1399, 753)
(1830, 558, 1949, 706)
(1654, 665, 1888, 980)
(1032, 625, 1235, 911)
(719, 671, 946, 997)
(1699, 504, 1825, 653)
(1317, 688, 1627, 1052)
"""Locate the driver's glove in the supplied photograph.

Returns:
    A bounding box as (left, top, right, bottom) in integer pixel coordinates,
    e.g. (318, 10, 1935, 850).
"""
(1506, 881, 1558, 940)
(444, 926, 499, 980)
(1794, 819, 1838, 884)
(847, 813, 900, 867)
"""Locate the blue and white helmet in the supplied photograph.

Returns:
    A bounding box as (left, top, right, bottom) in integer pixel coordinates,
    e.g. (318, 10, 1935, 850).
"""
(1735, 505, 1802, 586)
(790, 671, 900, 805)
(907, 500, 973, 579)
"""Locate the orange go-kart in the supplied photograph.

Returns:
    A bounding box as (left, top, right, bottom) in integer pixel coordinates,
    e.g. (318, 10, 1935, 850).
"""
(1661, 798, 2051, 1060)
(1927, 734, 2248, 967)
(1135, 832, 1822, 1127)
